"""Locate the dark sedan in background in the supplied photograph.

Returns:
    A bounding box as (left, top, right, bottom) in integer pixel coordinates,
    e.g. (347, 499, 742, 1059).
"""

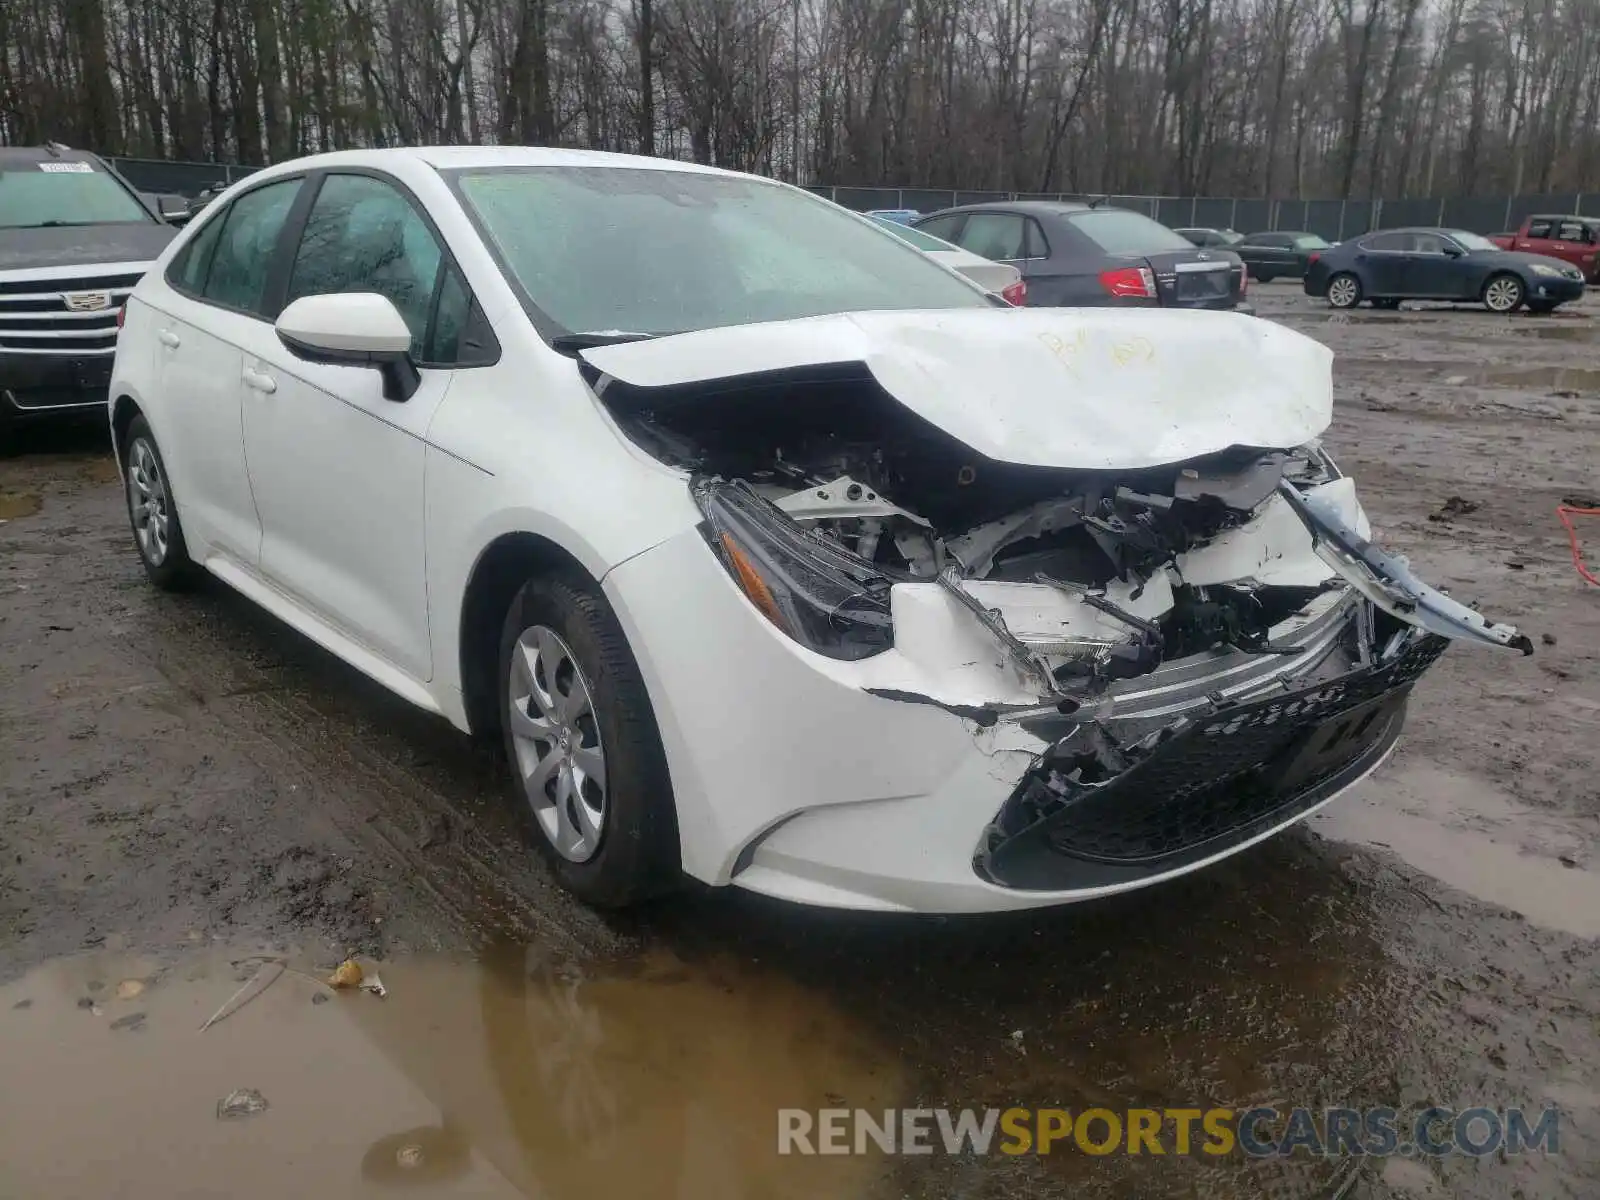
(1174, 226, 1244, 248)
(1304, 227, 1585, 313)
(911, 201, 1249, 311)
(1233, 231, 1332, 281)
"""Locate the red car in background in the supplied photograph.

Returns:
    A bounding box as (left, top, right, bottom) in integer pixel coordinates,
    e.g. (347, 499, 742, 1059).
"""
(1490, 215, 1600, 282)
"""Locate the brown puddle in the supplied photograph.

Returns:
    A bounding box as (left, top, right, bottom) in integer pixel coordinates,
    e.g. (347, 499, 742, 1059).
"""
(0, 491, 43, 520)
(1314, 761, 1600, 938)
(0, 947, 903, 1199)
(1463, 364, 1600, 393)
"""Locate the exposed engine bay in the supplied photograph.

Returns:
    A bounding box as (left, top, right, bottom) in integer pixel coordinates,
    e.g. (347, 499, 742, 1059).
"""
(594, 364, 1531, 700)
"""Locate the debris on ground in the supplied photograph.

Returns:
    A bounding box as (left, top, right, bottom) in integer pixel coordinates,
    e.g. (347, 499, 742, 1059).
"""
(359, 972, 388, 999)
(216, 1089, 269, 1120)
(200, 960, 285, 1032)
(328, 959, 364, 989)
(75, 997, 95, 1010)
(1008, 1029, 1026, 1055)
(310, 991, 330, 1006)
(1543, 633, 1558, 646)
(11, 999, 31, 1010)
(115, 979, 146, 1000)
(109, 1012, 146, 1032)
(1429, 495, 1480, 521)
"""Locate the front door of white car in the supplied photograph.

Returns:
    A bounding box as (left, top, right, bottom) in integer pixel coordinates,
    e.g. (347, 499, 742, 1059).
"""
(231, 172, 458, 682)
(154, 176, 305, 567)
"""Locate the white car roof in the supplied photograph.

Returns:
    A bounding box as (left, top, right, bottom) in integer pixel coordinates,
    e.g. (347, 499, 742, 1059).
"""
(243, 145, 748, 179)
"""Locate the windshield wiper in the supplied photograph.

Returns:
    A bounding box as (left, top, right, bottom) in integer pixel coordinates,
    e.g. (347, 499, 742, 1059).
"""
(549, 331, 659, 355)
(28, 220, 110, 228)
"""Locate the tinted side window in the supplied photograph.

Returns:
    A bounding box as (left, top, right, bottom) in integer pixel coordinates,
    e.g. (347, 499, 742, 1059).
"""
(1557, 222, 1585, 241)
(202, 179, 303, 315)
(914, 214, 964, 243)
(286, 174, 444, 357)
(957, 214, 1025, 260)
(1526, 220, 1552, 239)
(168, 207, 227, 295)
(1362, 232, 1407, 252)
(1024, 219, 1050, 257)
(428, 267, 471, 363)
(1409, 233, 1448, 253)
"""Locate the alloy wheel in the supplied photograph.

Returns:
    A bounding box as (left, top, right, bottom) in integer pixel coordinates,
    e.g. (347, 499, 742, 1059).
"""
(506, 624, 608, 862)
(127, 438, 170, 566)
(1328, 276, 1360, 308)
(1484, 276, 1521, 312)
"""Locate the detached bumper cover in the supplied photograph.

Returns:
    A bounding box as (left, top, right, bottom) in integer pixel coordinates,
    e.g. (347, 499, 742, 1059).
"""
(978, 630, 1445, 890)
(1277, 480, 1533, 654)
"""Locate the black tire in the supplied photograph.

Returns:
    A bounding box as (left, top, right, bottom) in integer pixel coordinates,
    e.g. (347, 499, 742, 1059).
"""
(1482, 272, 1525, 313)
(1372, 298, 1402, 310)
(497, 570, 679, 907)
(1253, 268, 1275, 283)
(1326, 272, 1364, 309)
(121, 415, 198, 590)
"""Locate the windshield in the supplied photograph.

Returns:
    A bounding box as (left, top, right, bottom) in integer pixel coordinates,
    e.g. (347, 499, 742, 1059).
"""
(0, 163, 151, 228)
(870, 215, 960, 252)
(1294, 234, 1330, 249)
(1447, 230, 1498, 252)
(1066, 209, 1195, 255)
(451, 167, 989, 337)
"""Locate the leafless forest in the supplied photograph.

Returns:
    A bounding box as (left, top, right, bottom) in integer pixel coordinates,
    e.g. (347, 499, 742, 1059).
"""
(2, 0, 1599, 199)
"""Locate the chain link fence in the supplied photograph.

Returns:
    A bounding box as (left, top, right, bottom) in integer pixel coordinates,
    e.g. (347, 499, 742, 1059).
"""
(809, 185, 1600, 240)
(105, 155, 1600, 241)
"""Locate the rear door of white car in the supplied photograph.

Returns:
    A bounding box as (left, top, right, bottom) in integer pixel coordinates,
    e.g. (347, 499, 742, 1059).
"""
(229, 170, 467, 681)
(152, 176, 305, 566)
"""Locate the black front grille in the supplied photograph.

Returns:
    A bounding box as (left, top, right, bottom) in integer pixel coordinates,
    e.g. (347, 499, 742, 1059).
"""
(979, 634, 1449, 890)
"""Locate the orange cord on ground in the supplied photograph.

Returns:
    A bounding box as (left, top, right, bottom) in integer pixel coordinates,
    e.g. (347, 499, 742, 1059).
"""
(1557, 505, 1600, 586)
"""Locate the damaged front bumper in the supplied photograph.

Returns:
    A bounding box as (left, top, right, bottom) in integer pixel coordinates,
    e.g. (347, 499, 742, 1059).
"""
(604, 475, 1531, 913)
(977, 615, 1444, 891)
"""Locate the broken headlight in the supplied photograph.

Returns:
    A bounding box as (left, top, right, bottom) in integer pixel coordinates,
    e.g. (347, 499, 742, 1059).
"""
(694, 479, 895, 661)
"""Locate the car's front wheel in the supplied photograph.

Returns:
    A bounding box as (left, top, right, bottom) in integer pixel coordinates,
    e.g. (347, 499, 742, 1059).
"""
(1326, 272, 1363, 309)
(497, 570, 679, 907)
(122, 415, 197, 589)
(1482, 273, 1525, 313)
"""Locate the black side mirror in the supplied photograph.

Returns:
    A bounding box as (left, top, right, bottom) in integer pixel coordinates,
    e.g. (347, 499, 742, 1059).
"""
(1442, 244, 1464, 257)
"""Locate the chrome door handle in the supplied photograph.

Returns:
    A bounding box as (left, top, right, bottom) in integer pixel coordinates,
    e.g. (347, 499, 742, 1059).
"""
(158, 329, 180, 348)
(242, 367, 277, 394)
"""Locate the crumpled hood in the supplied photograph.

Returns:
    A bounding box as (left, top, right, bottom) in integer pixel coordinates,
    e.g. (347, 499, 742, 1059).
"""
(581, 307, 1334, 470)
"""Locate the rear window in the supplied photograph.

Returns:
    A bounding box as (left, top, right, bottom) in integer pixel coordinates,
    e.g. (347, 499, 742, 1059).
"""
(0, 160, 152, 228)
(1067, 210, 1194, 255)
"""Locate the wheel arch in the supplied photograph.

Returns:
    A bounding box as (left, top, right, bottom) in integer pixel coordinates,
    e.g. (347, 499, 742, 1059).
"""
(457, 530, 595, 739)
(110, 392, 144, 470)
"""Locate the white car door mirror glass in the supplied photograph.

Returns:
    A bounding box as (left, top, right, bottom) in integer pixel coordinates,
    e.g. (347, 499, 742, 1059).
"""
(275, 292, 421, 402)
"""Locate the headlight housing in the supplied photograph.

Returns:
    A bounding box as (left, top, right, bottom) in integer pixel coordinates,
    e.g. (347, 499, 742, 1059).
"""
(1529, 263, 1560, 277)
(694, 479, 895, 660)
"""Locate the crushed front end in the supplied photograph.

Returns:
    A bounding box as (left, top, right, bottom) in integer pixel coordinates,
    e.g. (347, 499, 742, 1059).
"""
(584, 314, 1532, 909)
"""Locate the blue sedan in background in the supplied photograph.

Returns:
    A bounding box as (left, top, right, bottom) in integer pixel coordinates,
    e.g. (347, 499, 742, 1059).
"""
(1304, 227, 1585, 313)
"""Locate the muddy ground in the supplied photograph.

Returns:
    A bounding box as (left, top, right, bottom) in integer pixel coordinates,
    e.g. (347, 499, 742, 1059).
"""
(1, 283, 1597, 1199)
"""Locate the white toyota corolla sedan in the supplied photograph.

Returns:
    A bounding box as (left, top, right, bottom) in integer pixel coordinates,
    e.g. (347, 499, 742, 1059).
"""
(108, 147, 1532, 912)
